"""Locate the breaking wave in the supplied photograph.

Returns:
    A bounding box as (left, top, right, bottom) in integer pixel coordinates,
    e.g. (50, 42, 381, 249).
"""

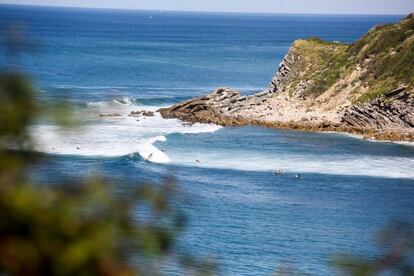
(31, 97, 221, 158)
(30, 96, 414, 179)
(137, 136, 170, 163)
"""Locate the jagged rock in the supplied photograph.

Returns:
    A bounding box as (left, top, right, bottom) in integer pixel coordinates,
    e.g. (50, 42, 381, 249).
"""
(129, 110, 155, 117)
(267, 47, 298, 94)
(129, 111, 142, 117)
(341, 88, 414, 130)
(142, 111, 155, 117)
(159, 88, 245, 125)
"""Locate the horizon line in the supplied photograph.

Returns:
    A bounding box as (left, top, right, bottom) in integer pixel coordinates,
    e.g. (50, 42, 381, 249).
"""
(0, 3, 408, 16)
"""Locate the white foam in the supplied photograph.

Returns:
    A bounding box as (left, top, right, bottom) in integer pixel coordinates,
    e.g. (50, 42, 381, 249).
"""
(395, 141, 414, 147)
(165, 149, 414, 179)
(321, 130, 414, 147)
(86, 97, 135, 108)
(137, 136, 170, 163)
(31, 98, 414, 179)
(113, 97, 135, 105)
(31, 98, 221, 158)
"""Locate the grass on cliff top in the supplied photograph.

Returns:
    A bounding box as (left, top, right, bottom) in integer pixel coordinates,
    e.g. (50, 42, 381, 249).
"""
(289, 37, 351, 97)
(349, 15, 414, 102)
(289, 14, 414, 103)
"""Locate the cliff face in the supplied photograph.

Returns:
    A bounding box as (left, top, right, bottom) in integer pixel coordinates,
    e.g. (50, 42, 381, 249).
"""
(267, 13, 414, 129)
(341, 88, 414, 130)
(160, 14, 414, 141)
(269, 13, 414, 100)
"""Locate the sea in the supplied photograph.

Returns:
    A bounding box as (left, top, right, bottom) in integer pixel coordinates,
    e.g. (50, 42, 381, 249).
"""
(0, 4, 413, 275)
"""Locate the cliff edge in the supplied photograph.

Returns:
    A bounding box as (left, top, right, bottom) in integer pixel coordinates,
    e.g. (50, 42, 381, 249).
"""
(160, 14, 414, 141)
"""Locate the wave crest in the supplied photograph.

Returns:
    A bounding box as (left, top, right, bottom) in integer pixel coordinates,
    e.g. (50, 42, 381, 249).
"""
(137, 136, 170, 164)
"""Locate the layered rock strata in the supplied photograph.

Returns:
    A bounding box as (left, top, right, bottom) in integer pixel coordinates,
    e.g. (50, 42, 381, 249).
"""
(159, 14, 414, 141)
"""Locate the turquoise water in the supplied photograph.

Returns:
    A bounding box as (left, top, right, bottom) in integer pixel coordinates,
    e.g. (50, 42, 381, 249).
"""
(1, 5, 413, 275)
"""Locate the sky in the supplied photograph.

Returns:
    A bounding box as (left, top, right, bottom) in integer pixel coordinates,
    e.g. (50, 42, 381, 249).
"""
(0, 0, 413, 15)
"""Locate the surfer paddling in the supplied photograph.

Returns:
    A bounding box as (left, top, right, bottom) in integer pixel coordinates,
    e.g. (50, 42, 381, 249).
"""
(274, 170, 284, 176)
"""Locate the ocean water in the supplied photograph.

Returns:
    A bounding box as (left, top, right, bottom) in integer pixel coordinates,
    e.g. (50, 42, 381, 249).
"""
(1, 5, 414, 275)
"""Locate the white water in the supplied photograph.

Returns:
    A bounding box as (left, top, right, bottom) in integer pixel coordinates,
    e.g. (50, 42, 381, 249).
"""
(137, 136, 171, 163)
(31, 97, 414, 179)
(31, 98, 221, 161)
(166, 150, 414, 179)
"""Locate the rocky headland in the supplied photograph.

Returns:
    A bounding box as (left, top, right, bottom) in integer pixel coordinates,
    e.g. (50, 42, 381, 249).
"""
(159, 13, 414, 141)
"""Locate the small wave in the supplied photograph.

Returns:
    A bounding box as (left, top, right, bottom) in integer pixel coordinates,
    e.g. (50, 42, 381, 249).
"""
(88, 95, 191, 109)
(86, 97, 137, 109)
(86, 101, 107, 108)
(137, 136, 171, 164)
(55, 85, 130, 90)
(395, 141, 414, 147)
(135, 96, 190, 106)
(85, 96, 190, 111)
(113, 97, 135, 105)
(87, 96, 169, 109)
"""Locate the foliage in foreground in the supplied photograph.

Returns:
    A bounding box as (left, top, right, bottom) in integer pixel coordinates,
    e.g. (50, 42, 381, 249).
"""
(334, 222, 414, 276)
(0, 70, 211, 275)
(1, 22, 413, 276)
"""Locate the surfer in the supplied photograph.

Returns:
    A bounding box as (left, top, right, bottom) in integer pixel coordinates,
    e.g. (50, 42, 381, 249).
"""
(146, 153, 153, 161)
(274, 170, 284, 175)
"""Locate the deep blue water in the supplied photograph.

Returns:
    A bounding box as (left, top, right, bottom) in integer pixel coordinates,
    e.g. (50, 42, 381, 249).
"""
(1, 4, 413, 275)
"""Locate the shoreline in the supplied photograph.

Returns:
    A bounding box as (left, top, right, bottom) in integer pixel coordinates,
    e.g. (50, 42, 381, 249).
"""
(162, 110, 414, 142)
(158, 88, 414, 143)
(159, 15, 414, 143)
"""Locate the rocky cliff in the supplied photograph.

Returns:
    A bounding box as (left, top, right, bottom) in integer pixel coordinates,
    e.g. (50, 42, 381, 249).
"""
(160, 13, 414, 141)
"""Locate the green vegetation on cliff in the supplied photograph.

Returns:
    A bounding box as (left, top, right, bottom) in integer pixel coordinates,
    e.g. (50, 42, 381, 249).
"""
(349, 13, 414, 102)
(285, 13, 414, 103)
(290, 38, 351, 97)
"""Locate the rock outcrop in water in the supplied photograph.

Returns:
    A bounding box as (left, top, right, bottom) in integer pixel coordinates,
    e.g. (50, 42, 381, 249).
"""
(159, 14, 414, 141)
(159, 88, 269, 126)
